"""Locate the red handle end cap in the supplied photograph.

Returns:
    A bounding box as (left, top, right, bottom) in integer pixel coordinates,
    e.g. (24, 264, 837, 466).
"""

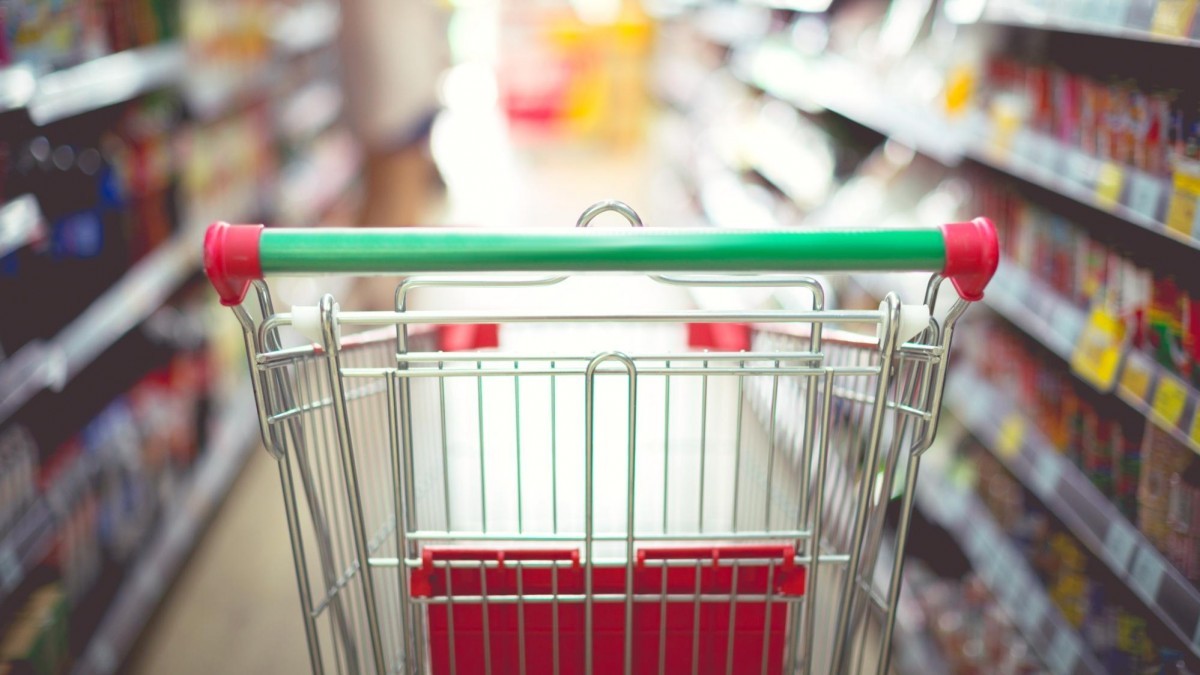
(941, 217, 999, 302)
(204, 222, 264, 306)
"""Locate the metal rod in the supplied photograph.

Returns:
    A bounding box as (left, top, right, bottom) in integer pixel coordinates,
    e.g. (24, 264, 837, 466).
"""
(584, 352, 638, 675)
(386, 376, 417, 672)
(277, 452, 325, 674)
(318, 295, 388, 674)
(802, 370, 835, 675)
(829, 296, 899, 674)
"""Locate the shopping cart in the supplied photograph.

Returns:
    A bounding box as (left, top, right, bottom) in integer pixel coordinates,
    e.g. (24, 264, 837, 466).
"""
(203, 202, 997, 675)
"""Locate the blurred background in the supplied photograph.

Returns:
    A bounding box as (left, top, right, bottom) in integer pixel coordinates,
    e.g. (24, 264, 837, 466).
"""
(2, 0, 1200, 672)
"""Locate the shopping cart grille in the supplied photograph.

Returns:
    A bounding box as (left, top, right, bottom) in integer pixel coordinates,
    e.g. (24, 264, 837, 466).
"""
(239, 298, 946, 675)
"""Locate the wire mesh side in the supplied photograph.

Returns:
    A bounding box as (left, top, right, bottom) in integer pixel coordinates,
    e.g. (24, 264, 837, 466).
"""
(746, 327, 941, 675)
(262, 331, 433, 675)
(254, 317, 947, 675)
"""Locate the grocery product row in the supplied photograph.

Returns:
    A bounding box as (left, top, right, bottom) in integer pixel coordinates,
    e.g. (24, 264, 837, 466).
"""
(1, 0, 337, 125)
(713, 2, 1200, 250)
(655, 2, 1200, 668)
(0, 0, 358, 670)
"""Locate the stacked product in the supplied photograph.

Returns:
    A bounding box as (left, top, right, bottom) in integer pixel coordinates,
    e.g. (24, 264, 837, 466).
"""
(1, 0, 179, 71)
(967, 440, 1193, 672)
(974, 178, 1200, 389)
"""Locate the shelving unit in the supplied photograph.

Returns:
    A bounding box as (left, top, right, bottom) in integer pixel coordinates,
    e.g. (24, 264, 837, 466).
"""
(0, 195, 45, 259)
(944, 367, 1200, 660)
(29, 43, 187, 125)
(731, 42, 1200, 251)
(75, 390, 257, 675)
(913, 455, 1105, 675)
(669, 6, 1200, 667)
(980, 264, 1200, 458)
(723, 34, 1200, 462)
(976, 6, 1200, 48)
(0, 43, 185, 123)
(0, 221, 218, 426)
(1, 1, 355, 669)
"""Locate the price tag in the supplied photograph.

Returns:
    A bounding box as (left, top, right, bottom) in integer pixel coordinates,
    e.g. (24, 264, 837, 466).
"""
(1150, 373, 1190, 427)
(966, 520, 992, 556)
(964, 387, 992, 425)
(998, 565, 1025, 608)
(990, 110, 1023, 156)
(996, 414, 1026, 459)
(1104, 0, 1134, 25)
(1126, 171, 1167, 221)
(1103, 521, 1138, 572)
(1031, 292, 1057, 323)
(1151, 0, 1200, 37)
(1004, 268, 1031, 304)
(1015, 587, 1048, 631)
(1028, 134, 1063, 173)
(1071, 306, 1127, 391)
(1011, 130, 1036, 162)
(1190, 407, 1200, 450)
(1126, 0, 1160, 28)
(1046, 630, 1081, 675)
(1130, 548, 1165, 600)
(88, 642, 117, 675)
(0, 545, 20, 592)
(1095, 161, 1126, 207)
(1166, 158, 1200, 239)
(1031, 451, 1064, 499)
(1118, 352, 1156, 404)
(1056, 306, 1087, 347)
(1065, 150, 1098, 189)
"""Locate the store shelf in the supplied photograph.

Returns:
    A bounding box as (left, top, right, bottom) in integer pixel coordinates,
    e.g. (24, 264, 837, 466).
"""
(979, 264, 1200, 458)
(272, 1, 341, 57)
(891, 593, 951, 675)
(277, 129, 362, 225)
(982, 263, 1083, 360)
(0, 65, 37, 116)
(0, 195, 46, 258)
(76, 386, 258, 675)
(1113, 351, 1200, 457)
(969, 132, 1192, 249)
(945, 368, 1200, 660)
(914, 457, 1105, 675)
(0, 501, 53, 602)
(978, 6, 1200, 48)
(278, 80, 343, 142)
(873, 538, 952, 675)
(731, 41, 1200, 251)
(18, 43, 186, 125)
(730, 45, 967, 166)
(0, 223, 207, 426)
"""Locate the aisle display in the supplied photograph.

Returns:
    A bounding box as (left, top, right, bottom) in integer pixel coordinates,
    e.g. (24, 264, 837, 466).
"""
(0, 0, 357, 671)
(4, 0, 1200, 669)
(657, 0, 1200, 670)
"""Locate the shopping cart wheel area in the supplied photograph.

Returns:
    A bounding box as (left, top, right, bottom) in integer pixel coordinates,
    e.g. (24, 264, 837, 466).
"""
(204, 201, 997, 675)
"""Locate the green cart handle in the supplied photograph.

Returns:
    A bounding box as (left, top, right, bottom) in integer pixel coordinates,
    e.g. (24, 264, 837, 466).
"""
(204, 219, 998, 307)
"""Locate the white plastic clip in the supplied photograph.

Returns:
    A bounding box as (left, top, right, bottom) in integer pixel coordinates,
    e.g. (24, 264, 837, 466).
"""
(879, 300, 931, 345)
(292, 304, 340, 347)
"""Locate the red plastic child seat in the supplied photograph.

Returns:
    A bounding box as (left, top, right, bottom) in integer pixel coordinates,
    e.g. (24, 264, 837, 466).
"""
(411, 545, 806, 675)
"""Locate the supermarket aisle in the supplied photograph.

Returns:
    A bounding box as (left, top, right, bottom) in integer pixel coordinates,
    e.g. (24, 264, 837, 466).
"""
(127, 449, 308, 674)
(129, 108, 678, 672)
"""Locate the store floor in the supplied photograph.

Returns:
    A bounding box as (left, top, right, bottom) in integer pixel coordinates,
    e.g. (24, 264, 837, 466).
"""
(128, 447, 310, 673)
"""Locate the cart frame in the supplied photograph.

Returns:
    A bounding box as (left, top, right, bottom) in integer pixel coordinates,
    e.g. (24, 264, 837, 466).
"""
(205, 202, 997, 675)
